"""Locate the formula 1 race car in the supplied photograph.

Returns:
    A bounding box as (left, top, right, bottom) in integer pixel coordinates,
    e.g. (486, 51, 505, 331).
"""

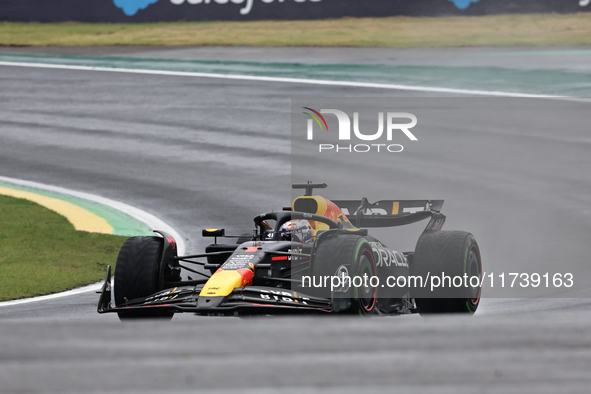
(97, 183, 482, 319)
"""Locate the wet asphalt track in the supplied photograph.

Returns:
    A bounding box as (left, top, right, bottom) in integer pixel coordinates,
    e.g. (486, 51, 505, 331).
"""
(1, 47, 591, 393)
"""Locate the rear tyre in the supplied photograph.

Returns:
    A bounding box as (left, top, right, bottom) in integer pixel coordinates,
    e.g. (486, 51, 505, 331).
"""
(114, 236, 174, 320)
(312, 234, 378, 316)
(411, 231, 482, 314)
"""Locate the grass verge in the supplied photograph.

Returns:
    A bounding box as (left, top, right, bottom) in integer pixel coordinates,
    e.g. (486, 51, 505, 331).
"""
(1, 13, 591, 47)
(0, 194, 126, 301)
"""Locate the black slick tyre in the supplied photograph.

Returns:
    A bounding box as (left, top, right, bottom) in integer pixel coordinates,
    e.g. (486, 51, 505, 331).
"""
(312, 234, 378, 315)
(411, 230, 482, 314)
(114, 236, 173, 320)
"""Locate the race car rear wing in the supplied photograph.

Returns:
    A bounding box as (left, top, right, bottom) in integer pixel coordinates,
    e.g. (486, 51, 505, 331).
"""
(331, 198, 445, 229)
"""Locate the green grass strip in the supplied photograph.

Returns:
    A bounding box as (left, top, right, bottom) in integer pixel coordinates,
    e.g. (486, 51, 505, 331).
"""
(0, 194, 127, 301)
(1, 13, 591, 47)
(0, 181, 152, 236)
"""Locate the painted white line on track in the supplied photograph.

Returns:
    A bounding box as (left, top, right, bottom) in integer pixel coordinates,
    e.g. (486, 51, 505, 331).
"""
(0, 176, 186, 307)
(2, 60, 590, 101)
(0, 279, 111, 307)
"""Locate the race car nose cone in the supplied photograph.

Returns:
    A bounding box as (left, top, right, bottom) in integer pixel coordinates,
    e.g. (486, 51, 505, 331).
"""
(197, 296, 225, 309)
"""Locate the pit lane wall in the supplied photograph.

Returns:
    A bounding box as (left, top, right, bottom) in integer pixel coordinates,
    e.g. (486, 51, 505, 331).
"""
(1, 0, 590, 22)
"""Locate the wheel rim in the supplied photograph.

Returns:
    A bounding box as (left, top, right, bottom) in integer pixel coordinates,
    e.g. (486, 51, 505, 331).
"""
(358, 252, 377, 312)
(467, 247, 482, 305)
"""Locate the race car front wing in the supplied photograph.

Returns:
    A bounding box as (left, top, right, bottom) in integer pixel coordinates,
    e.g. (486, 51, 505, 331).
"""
(97, 266, 332, 316)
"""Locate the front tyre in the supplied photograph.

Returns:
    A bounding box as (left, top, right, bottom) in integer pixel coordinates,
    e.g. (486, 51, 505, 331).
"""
(411, 231, 482, 314)
(114, 236, 173, 320)
(312, 234, 378, 316)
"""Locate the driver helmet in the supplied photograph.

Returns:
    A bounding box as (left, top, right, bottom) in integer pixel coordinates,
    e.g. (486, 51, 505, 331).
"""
(279, 219, 313, 244)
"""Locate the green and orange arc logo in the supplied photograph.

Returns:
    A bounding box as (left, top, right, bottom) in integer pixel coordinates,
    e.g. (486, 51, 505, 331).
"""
(302, 107, 329, 131)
